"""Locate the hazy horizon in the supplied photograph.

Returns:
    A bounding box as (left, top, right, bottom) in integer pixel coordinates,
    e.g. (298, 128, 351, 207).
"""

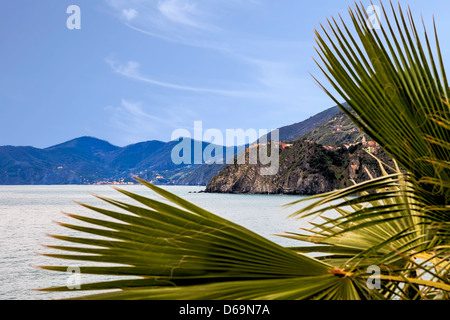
(0, 103, 335, 148)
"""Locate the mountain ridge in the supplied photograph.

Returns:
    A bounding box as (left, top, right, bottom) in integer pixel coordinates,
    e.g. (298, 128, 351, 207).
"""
(0, 137, 226, 185)
(262, 105, 340, 142)
(0, 105, 345, 186)
(205, 107, 389, 195)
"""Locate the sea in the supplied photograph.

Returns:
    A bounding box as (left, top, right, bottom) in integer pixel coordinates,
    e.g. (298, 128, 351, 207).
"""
(0, 185, 318, 300)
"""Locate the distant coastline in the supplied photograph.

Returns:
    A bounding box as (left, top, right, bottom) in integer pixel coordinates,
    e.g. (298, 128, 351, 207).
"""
(0, 105, 387, 196)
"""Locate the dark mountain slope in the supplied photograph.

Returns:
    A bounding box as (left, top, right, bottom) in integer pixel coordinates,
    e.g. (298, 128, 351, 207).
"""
(0, 137, 234, 185)
(206, 108, 388, 195)
(205, 141, 392, 195)
(262, 105, 340, 142)
(0, 105, 358, 187)
(299, 110, 371, 145)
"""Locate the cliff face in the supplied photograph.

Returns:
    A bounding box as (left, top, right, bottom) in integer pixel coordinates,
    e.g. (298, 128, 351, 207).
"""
(205, 141, 392, 195)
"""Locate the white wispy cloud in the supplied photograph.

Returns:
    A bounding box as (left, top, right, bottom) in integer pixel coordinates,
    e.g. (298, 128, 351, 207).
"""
(103, 0, 326, 127)
(107, 0, 218, 33)
(124, 22, 232, 53)
(157, 0, 204, 29)
(122, 8, 138, 21)
(106, 58, 259, 98)
(105, 99, 181, 144)
(105, 1, 310, 78)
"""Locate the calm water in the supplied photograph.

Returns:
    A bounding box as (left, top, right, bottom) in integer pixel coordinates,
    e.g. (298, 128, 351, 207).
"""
(0, 185, 315, 300)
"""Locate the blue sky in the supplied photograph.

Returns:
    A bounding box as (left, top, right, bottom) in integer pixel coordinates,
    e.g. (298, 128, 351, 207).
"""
(1, 0, 449, 148)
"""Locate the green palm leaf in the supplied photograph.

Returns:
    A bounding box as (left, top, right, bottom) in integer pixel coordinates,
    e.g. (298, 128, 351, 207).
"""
(286, 0, 449, 299)
(40, 179, 372, 299)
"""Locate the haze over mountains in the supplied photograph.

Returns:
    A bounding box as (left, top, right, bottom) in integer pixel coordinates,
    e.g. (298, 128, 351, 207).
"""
(0, 105, 348, 186)
(0, 137, 234, 185)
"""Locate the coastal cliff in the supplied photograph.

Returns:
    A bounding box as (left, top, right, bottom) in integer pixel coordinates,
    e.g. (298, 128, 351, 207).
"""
(205, 140, 392, 195)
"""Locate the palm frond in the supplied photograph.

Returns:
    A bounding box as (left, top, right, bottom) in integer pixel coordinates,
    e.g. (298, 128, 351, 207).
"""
(40, 179, 375, 299)
(312, 1, 449, 204)
(287, 0, 450, 299)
